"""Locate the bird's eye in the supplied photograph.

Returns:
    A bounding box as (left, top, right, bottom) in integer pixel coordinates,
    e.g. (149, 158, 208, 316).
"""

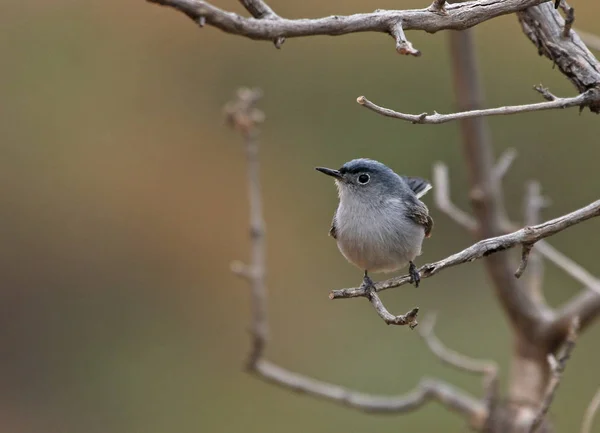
(358, 173, 370, 184)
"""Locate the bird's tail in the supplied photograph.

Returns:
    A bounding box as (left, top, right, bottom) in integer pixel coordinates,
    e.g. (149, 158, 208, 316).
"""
(403, 176, 432, 199)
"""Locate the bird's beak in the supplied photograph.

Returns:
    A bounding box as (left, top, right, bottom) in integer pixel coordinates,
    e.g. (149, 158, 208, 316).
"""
(315, 167, 343, 180)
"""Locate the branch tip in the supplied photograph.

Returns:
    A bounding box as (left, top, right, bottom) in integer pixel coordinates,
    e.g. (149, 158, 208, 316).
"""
(356, 96, 366, 105)
(515, 243, 534, 278)
(391, 22, 421, 57)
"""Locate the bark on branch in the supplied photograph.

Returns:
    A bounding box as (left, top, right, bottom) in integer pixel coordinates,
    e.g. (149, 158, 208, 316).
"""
(147, 0, 551, 54)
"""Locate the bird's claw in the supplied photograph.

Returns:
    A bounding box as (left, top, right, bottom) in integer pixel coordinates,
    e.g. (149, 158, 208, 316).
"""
(409, 262, 420, 288)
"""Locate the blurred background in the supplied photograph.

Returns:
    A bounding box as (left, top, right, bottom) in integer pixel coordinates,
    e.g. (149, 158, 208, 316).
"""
(1, 1, 600, 432)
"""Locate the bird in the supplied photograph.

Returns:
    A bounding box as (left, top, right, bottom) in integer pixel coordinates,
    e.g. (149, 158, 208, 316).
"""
(315, 158, 433, 289)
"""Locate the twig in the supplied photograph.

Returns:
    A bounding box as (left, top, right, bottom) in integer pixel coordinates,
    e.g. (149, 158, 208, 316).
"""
(237, 0, 285, 48)
(148, 0, 550, 54)
(581, 388, 600, 433)
(256, 359, 485, 417)
(428, 0, 447, 14)
(330, 200, 600, 299)
(518, 3, 600, 113)
(433, 162, 477, 231)
(390, 21, 421, 56)
(562, 6, 575, 38)
(367, 289, 419, 327)
(492, 148, 518, 181)
(225, 87, 484, 421)
(515, 243, 534, 278)
(225, 87, 268, 369)
(523, 181, 548, 304)
(530, 317, 580, 432)
(356, 89, 598, 125)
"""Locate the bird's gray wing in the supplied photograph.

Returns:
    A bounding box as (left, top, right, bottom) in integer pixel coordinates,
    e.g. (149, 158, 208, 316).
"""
(329, 213, 338, 239)
(408, 201, 434, 238)
(403, 176, 432, 199)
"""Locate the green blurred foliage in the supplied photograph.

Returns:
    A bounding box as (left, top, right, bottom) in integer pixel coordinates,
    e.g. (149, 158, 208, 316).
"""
(0, 1, 599, 432)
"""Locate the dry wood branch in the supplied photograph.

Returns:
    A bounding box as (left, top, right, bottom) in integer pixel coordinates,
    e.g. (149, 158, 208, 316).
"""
(257, 359, 485, 417)
(238, 0, 285, 48)
(433, 162, 477, 231)
(582, 388, 600, 433)
(493, 148, 518, 181)
(419, 314, 498, 380)
(390, 22, 421, 56)
(433, 162, 600, 301)
(331, 199, 600, 298)
(552, 286, 600, 338)
(530, 317, 580, 432)
(561, 4, 575, 38)
(366, 289, 419, 327)
(517, 3, 600, 113)
(356, 89, 598, 125)
(226, 87, 483, 421)
(523, 181, 548, 305)
(515, 243, 534, 278)
(148, 0, 551, 54)
(428, 0, 447, 14)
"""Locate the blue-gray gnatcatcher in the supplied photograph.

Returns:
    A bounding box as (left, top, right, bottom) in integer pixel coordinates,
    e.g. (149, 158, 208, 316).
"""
(316, 158, 433, 288)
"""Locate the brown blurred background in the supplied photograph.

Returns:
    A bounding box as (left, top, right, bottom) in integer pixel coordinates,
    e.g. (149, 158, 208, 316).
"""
(1, 1, 599, 432)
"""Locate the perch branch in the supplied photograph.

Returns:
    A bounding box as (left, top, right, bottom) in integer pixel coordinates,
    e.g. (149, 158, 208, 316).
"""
(529, 317, 580, 433)
(582, 388, 600, 433)
(238, 0, 285, 48)
(226, 87, 483, 422)
(330, 199, 600, 299)
(147, 0, 551, 54)
(433, 162, 600, 297)
(356, 89, 598, 125)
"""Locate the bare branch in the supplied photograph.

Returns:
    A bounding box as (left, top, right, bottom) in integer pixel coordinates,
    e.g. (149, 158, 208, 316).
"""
(523, 181, 548, 305)
(390, 21, 421, 56)
(330, 199, 600, 299)
(530, 317, 580, 432)
(518, 3, 600, 113)
(432, 162, 477, 231)
(366, 289, 419, 328)
(419, 313, 498, 378)
(561, 5, 575, 38)
(237, 0, 285, 48)
(256, 360, 485, 419)
(582, 388, 600, 433)
(148, 0, 551, 54)
(356, 89, 598, 125)
(515, 243, 534, 278)
(225, 87, 268, 369)
(492, 148, 518, 181)
(428, 0, 447, 14)
(552, 288, 600, 337)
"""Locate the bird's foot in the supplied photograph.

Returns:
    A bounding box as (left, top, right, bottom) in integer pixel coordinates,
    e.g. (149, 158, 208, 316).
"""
(409, 262, 420, 288)
(362, 272, 376, 294)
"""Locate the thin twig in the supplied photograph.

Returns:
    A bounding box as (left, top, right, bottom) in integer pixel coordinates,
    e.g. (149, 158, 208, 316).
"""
(390, 21, 421, 56)
(330, 199, 600, 299)
(367, 289, 419, 328)
(581, 388, 600, 433)
(226, 87, 484, 420)
(523, 181, 548, 304)
(562, 6, 575, 38)
(225, 87, 268, 369)
(492, 148, 518, 181)
(428, 0, 447, 14)
(433, 163, 477, 231)
(148, 0, 550, 54)
(515, 243, 534, 278)
(530, 317, 580, 432)
(356, 89, 598, 125)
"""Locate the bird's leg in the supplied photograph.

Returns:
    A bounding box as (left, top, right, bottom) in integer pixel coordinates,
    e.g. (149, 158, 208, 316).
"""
(362, 270, 375, 294)
(409, 261, 420, 288)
